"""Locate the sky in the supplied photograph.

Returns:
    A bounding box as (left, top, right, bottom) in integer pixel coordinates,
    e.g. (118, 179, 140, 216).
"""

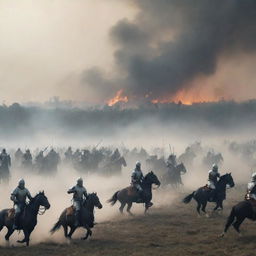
(0, 0, 256, 105)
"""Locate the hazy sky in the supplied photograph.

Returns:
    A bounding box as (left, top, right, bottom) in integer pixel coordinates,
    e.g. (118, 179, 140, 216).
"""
(0, 0, 256, 104)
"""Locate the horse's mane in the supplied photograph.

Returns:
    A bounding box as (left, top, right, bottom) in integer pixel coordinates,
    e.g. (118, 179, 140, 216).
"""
(219, 173, 229, 180)
(144, 171, 155, 178)
(29, 191, 45, 204)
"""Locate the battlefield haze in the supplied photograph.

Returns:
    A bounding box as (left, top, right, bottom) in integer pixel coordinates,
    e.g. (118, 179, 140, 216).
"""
(0, 100, 255, 146)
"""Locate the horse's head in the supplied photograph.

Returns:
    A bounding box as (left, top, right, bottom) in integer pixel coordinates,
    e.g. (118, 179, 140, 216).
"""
(144, 171, 161, 187)
(220, 173, 235, 188)
(176, 163, 187, 174)
(87, 193, 103, 209)
(34, 191, 51, 209)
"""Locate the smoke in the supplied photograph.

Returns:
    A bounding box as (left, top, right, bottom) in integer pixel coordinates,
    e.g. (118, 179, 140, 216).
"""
(83, 0, 256, 101)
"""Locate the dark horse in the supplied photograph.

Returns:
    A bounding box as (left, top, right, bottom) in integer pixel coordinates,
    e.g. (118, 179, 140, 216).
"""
(50, 193, 102, 240)
(183, 173, 235, 215)
(221, 192, 256, 237)
(0, 191, 50, 246)
(162, 163, 187, 188)
(108, 171, 161, 215)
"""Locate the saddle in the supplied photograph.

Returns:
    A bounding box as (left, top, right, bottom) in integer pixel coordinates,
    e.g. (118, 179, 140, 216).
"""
(66, 206, 75, 217)
(202, 185, 211, 192)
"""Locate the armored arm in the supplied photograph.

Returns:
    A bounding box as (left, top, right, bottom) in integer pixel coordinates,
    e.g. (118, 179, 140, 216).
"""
(27, 190, 33, 200)
(83, 188, 88, 199)
(67, 186, 75, 194)
(10, 189, 18, 203)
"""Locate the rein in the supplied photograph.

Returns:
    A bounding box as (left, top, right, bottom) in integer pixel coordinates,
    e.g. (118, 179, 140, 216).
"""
(38, 206, 46, 215)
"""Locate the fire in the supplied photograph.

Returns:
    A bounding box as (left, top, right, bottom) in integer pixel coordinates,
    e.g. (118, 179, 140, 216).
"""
(107, 90, 128, 106)
(151, 89, 219, 105)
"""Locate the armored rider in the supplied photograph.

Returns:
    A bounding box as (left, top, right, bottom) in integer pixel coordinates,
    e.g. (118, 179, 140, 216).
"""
(11, 179, 32, 230)
(67, 178, 88, 227)
(207, 164, 220, 201)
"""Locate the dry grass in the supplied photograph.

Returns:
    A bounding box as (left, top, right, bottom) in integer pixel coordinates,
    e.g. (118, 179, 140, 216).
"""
(0, 188, 255, 256)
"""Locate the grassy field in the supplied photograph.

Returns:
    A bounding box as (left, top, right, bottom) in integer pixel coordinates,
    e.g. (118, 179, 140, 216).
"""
(0, 188, 255, 256)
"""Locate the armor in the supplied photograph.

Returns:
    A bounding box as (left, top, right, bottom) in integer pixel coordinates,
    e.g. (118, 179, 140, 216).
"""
(207, 164, 220, 189)
(67, 178, 87, 226)
(131, 162, 143, 191)
(247, 173, 256, 200)
(11, 179, 32, 229)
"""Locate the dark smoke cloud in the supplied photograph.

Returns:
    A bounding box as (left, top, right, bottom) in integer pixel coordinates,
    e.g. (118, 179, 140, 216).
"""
(82, 0, 256, 100)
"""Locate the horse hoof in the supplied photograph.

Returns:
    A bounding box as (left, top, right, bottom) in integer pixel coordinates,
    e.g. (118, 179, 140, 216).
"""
(205, 213, 210, 218)
(219, 232, 225, 238)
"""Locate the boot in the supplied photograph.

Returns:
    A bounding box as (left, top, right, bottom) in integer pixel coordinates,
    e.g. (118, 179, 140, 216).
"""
(208, 189, 215, 202)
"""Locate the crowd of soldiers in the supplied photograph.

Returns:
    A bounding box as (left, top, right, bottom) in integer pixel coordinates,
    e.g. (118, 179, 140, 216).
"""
(0, 142, 227, 188)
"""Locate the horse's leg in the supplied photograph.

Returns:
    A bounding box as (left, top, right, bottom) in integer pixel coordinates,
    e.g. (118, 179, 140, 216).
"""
(213, 201, 219, 212)
(196, 200, 202, 217)
(232, 217, 245, 236)
(126, 202, 134, 216)
(144, 204, 150, 215)
(119, 202, 126, 214)
(67, 226, 76, 238)
(5, 227, 14, 241)
(201, 201, 208, 217)
(63, 224, 68, 238)
(81, 225, 92, 240)
(25, 230, 33, 246)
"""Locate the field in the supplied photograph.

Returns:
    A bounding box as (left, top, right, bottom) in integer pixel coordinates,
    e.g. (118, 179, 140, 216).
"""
(0, 187, 255, 256)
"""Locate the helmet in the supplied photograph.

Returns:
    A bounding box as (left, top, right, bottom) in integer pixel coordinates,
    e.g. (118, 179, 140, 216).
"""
(252, 172, 256, 181)
(2, 148, 6, 153)
(18, 179, 25, 188)
(135, 161, 141, 168)
(77, 177, 83, 186)
(212, 164, 218, 172)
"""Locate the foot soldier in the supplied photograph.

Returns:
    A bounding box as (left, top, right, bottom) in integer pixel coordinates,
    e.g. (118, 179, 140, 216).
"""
(207, 164, 220, 201)
(67, 178, 88, 227)
(11, 179, 32, 230)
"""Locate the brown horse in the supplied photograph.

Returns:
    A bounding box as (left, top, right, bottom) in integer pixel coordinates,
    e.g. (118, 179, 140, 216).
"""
(50, 193, 102, 240)
(108, 171, 160, 215)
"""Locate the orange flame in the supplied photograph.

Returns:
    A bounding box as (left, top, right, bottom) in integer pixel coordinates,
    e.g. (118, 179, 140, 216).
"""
(107, 90, 128, 106)
(151, 89, 219, 105)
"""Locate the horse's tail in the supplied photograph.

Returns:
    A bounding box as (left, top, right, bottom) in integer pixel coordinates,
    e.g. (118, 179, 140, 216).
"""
(50, 220, 62, 234)
(182, 192, 195, 204)
(0, 210, 5, 230)
(224, 206, 236, 233)
(107, 191, 119, 206)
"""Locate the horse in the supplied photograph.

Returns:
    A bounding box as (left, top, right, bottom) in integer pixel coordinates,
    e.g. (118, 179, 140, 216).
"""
(108, 171, 161, 215)
(162, 163, 187, 188)
(0, 191, 50, 246)
(220, 197, 256, 237)
(183, 173, 235, 216)
(50, 193, 103, 240)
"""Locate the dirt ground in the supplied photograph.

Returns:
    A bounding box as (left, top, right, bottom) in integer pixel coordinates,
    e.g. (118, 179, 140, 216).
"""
(0, 187, 255, 256)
